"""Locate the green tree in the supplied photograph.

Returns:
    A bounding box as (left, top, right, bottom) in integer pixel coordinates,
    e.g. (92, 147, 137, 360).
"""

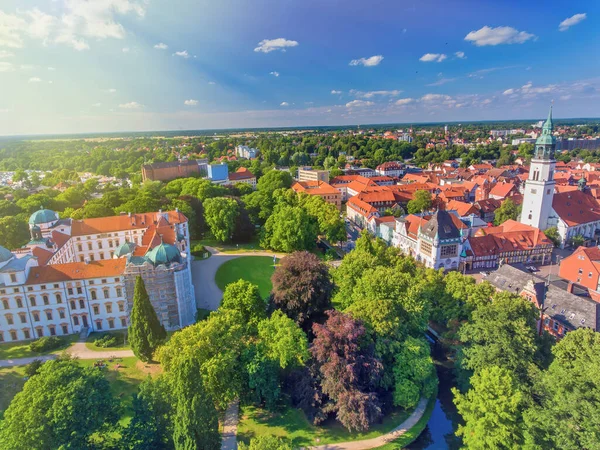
(453, 366, 527, 450)
(392, 336, 437, 409)
(570, 234, 585, 248)
(238, 436, 292, 450)
(0, 359, 118, 450)
(257, 310, 309, 370)
(494, 198, 521, 225)
(407, 190, 432, 214)
(129, 276, 167, 362)
(170, 359, 220, 450)
(203, 197, 239, 242)
(221, 280, 267, 325)
(0, 216, 30, 250)
(261, 205, 317, 252)
(544, 227, 561, 247)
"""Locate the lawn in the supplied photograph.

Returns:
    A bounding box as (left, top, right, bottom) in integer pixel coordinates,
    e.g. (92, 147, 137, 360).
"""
(215, 256, 276, 298)
(85, 331, 131, 352)
(0, 365, 26, 418)
(193, 235, 263, 254)
(0, 333, 79, 360)
(237, 401, 414, 448)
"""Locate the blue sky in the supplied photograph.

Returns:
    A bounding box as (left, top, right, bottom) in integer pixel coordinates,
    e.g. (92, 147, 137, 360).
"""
(0, 0, 599, 135)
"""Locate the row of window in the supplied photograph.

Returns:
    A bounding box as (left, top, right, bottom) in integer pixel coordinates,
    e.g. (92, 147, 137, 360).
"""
(2, 287, 124, 310)
(4, 301, 124, 325)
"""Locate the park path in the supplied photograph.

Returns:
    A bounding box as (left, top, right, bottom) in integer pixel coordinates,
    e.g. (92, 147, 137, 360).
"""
(191, 246, 285, 311)
(307, 397, 429, 450)
(221, 400, 240, 450)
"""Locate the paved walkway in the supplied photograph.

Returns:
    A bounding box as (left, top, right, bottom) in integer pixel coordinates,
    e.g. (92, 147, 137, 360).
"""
(191, 247, 285, 311)
(309, 397, 429, 450)
(221, 400, 240, 450)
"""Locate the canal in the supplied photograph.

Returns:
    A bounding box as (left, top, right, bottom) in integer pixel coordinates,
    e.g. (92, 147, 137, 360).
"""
(407, 339, 462, 450)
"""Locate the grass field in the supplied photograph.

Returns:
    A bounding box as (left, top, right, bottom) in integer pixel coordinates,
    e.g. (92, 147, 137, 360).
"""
(0, 365, 26, 418)
(237, 401, 414, 447)
(0, 334, 79, 360)
(194, 235, 263, 254)
(85, 331, 131, 352)
(215, 256, 276, 298)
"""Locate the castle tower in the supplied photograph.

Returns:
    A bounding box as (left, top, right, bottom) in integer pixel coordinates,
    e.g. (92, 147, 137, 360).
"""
(520, 107, 556, 230)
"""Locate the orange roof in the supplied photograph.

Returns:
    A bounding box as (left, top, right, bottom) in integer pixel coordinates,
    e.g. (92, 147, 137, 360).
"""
(229, 167, 255, 181)
(292, 180, 339, 195)
(553, 191, 600, 227)
(445, 199, 479, 216)
(27, 259, 127, 285)
(32, 247, 54, 266)
(489, 182, 516, 198)
(347, 196, 378, 216)
(70, 211, 187, 236)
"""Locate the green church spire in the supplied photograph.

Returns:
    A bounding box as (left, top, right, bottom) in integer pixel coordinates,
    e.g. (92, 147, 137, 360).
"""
(543, 105, 553, 132)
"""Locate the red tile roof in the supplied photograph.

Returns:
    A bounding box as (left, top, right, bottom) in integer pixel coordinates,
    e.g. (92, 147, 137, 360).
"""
(553, 191, 600, 226)
(27, 259, 127, 284)
(228, 167, 255, 181)
(70, 211, 187, 236)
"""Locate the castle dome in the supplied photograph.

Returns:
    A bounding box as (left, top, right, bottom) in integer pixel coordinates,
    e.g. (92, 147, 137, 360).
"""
(115, 241, 136, 258)
(146, 242, 181, 266)
(0, 245, 13, 263)
(29, 207, 58, 225)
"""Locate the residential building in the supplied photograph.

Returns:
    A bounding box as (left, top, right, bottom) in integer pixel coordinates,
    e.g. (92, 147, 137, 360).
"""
(297, 167, 329, 183)
(235, 145, 258, 159)
(141, 159, 208, 182)
(559, 246, 600, 291)
(227, 167, 256, 189)
(375, 162, 405, 178)
(291, 180, 342, 210)
(207, 163, 229, 183)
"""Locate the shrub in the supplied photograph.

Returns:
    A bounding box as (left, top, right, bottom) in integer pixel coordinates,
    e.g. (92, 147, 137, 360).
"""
(29, 336, 63, 353)
(93, 334, 120, 348)
(24, 359, 44, 377)
(191, 244, 208, 258)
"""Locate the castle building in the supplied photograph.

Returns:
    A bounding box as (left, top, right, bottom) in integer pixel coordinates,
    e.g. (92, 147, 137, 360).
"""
(0, 208, 196, 343)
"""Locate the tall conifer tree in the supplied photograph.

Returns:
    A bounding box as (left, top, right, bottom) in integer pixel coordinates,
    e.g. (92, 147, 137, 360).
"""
(129, 276, 167, 362)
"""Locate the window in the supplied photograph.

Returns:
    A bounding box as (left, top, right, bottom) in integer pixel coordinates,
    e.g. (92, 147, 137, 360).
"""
(36, 328, 43, 338)
(70, 300, 76, 310)
(440, 244, 458, 257)
(79, 299, 85, 309)
(10, 331, 17, 341)
(30, 297, 36, 307)
(590, 272, 593, 278)
(32, 312, 40, 322)
(77, 287, 82, 294)
(53, 284, 59, 289)
(77, 244, 83, 252)
(114, 278, 120, 282)
(19, 313, 26, 324)
(579, 268, 583, 274)
(41, 285, 46, 290)
(43, 295, 49, 305)
(49, 326, 56, 336)
(420, 241, 433, 256)
(89, 280, 95, 285)
(89, 254, 94, 261)
(96, 320, 102, 331)
(102, 279, 107, 284)
(56, 294, 62, 303)
(91, 291, 97, 300)
(73, 316, 79, 326)
(46, 311, 52, 320)
(99, 253, 104, 260)
(108, 319, 114, 329)
(116, 288, 122, 297)
(120, 318, 127, 327)
(10, 274, 16, 283)
(93, 305, 99, 315)
(79, 255, 85, 262)
(6, 315, 13, 325)
(68, 288, 73, 295)
(108, 240, 113, 248)
(13, 288, 18, 293)
(59, 310, 65, 319)
(103, 289, 109, 299)
(98, 242, 103, 249)
(118, 302, 125, 312)
(23, 329, 30, 339)
(2, 299, 8, 309)
(16, 298, 22, 308)
(553, 321, 559, 331)
(87, 243, 92, 251)
(106, 303, 112, 314)
(62, 325, 68, 334)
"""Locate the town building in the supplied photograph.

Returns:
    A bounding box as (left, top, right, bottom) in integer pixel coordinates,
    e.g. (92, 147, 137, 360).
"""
(141, 159, 208, 182)
(375, 162, 405, 178)
(227, 167, 257, 189)
(0, 208, 196, 343)
(207, 163, 229, 184)
(297, 167, 329, 183)
(291, 181, 342, 210)
(558, 246, 600, 292)
(235, 145, 258, 159)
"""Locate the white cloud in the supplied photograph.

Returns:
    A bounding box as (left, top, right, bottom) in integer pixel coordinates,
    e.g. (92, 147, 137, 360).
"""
(173, 50, 189, 58)
(25, 8, 56, 41)
(154, 42, 168, 49)
(419, 53, 447, 63)
(0, 62, 14, 72)
(47, 66, 55, 70)
(184, 99, 198, 106)
(208, 81, 216, 85)
(349, 55, 384, 67)
(28, 76, 42, 83)
(269, 71, 280, 77)
(345, 100, 374, 108)
(465, 26, 536, 46)
(331, 90, 342, 95)
(254, 38, 298, 53)
(119, 101, 142, 109)
(106, 88, 117, 93)
(92, 102, 102, 107)
(559, 13, 586, 31)
(454, 51, 466, 59)
(280, 102, 289, 106)
(0, 50, 14, 58)
(122, 47, 130, 53)
(421, 93, 452, 102)
(427, 78, 456, 86)
(395, 98, 415, 105)
(0, 11, 26, 48)
(503, 88, 515, 95)
(350, 89, 402, 98)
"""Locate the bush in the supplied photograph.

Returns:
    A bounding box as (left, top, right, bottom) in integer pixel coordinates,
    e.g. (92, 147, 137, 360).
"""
(29, 336, 63, 353)
(24, 359, 44, 377)
(94, 333, 122, 348)
(191, 244, 207, 258)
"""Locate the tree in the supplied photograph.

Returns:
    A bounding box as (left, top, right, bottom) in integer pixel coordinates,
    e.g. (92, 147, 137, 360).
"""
(129, 276, 167, 362)
(257, 310, 309, 370)
(524, 329, 600, 449)
(494, 197, 521, 225)
(407, 190, 432, 215)
(238, 436, 292, 450)
(543, 227, 561, 248)
(261, 205, 317, 252)
(221, 280, 267, 325)
(312, 311, 383, 432)
(271, 251, 333, 328)
(453, 366, 527, 449)
(0, 359, 118, 450)
(570, 234, 585, 248)
(392, 337, 437, 409)
(170, 359, 220, 450)
(0, 216, 30, 250)
(123, 376, 174, 450)
(203, 197, 239, 242)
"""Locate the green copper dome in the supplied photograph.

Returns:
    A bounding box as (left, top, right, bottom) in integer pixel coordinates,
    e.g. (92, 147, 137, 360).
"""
(29, 207, 58, 225)
(146, 242, 181, 266)
(0, 245, 13, 263)
(115, 241, 136, 258)
(535, 106, 556, 158)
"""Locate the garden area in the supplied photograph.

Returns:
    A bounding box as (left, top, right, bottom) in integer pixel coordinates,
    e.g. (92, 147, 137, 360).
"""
(215, 256, 276, 298)
(0, 333, 79, 360)
(85, 331, 130, 352)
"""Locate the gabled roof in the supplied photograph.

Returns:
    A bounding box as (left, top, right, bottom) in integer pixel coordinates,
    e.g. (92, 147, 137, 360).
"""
(489, 182, 516, 198)
(70, 211, 187, 236)
(553, 191, 600, 227)
(26, 259, 127, 284)
(420, 210, 461, 241)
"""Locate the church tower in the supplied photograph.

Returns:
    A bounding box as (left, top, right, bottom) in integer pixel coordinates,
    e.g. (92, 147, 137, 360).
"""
(520, 107, 556, 230)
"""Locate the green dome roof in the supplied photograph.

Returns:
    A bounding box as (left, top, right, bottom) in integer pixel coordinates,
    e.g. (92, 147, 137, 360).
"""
(115, 241, 136, 258)
(146, 243, 181, 266)
(0, 245, 13, 263)
(29, 207, 58, 225)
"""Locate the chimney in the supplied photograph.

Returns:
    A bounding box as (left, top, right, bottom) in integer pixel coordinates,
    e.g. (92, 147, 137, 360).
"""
(128, 212, 132, 217)
(567, 282, 575, 294)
